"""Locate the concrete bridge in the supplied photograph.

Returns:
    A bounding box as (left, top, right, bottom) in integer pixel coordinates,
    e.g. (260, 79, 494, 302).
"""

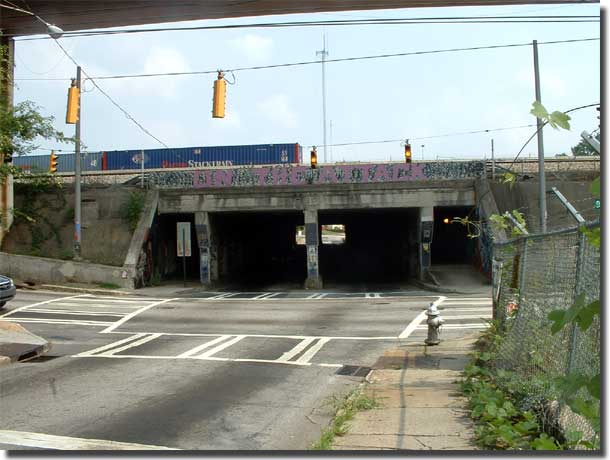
(143, 161, 485, 289)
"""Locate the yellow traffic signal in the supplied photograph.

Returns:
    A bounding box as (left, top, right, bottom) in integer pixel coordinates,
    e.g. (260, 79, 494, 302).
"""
(49, 151, 58, 173)
(66, 79, 80, 124)
(310, 147, 318, 169)
(405, 143, 412, 164)
(212, 71, 226, 118)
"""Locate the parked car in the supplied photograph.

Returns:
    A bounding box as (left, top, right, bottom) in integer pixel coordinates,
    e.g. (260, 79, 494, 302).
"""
(0, 275, 16, 309)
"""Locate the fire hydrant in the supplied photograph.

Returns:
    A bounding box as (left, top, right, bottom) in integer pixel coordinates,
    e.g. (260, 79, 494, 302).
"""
(424, 302, 444, 345)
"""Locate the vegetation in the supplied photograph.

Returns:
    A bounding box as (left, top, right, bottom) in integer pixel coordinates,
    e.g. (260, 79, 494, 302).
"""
(98, 282, 121, 290)
(311, 388, 378, 450)
(571, 132, 600, 157)
(120, 190, 146, 231)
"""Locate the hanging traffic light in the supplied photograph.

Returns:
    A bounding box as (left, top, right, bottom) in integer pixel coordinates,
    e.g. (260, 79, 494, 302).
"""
(212, 71, 226, 118)
(49, 151, 58, 173)
(66, 79, 80, 124)
(404, 143, 412, 163)
(310, 147, 318, 169)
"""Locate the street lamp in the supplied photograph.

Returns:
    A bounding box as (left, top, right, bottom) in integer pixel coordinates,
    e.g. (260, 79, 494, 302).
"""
(421, 144, 425, 161)
(0, 4, 64, 38)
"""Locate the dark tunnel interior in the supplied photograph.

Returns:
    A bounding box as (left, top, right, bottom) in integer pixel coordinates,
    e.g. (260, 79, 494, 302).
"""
(151, 213, 201, 281)
(432, 206, 477, 264)
(318, 208, 419, 288)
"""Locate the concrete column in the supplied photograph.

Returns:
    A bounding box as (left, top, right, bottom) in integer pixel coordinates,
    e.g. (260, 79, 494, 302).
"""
(419, 207, 434, 280)
(195, 212, 217, 285)
(304, 210, 322, 289)
(0, 37, 15, 246)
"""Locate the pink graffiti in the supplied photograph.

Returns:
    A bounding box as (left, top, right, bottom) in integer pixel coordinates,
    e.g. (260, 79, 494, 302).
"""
(193, 163, 429, 188)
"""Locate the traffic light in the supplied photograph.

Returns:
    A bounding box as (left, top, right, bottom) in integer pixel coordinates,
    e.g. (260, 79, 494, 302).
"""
(443, 218, 450, 224)
(404, 143, 412, 163)
(212, 71, 226, 118)
(66, 79, 80, 124)
(49, 151, 58, 173)
(310, 147, 318, 169)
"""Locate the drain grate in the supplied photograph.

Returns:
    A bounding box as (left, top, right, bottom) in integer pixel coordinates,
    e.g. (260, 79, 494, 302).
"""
(335, 365, 371, 377)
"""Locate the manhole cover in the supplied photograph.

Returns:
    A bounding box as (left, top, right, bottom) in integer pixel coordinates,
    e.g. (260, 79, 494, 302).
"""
(159, 306, 175, 310)
(335, 365, 371, 377)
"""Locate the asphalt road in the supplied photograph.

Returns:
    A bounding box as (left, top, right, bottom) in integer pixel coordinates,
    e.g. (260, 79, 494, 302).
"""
(0, 288, 491, 451)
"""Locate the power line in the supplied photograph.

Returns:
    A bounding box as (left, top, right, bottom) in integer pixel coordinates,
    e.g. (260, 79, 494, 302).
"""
(14, 37, 600, 81)
(8, 14, 599, 40)
(50, 37, 169, 148)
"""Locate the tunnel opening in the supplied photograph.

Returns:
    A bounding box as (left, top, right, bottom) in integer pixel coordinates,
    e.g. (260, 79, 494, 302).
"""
(151, 213, 201, 282)
(432, 206, 477, 265)
(318, 208, 419, 289)
(213, 211, 306, 289)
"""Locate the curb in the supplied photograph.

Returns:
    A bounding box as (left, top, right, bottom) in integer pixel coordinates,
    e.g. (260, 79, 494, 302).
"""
(36, 284, 136, 297)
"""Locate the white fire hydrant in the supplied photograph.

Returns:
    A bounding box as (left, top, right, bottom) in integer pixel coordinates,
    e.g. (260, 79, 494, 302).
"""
(425, 302, 444, 345)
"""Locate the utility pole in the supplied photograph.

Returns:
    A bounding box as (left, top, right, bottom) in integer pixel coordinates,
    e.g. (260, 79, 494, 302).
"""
(316, 34, 328, 163)
(533, 40, 547, 233)
(491, 139, 495, 180)
(74, 65, 82, 259)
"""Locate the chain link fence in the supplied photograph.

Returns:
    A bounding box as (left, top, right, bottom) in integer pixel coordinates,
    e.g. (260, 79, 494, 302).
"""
(491, 223, 600, 444)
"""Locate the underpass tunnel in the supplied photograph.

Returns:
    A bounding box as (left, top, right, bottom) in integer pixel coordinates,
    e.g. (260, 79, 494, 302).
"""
(212, 211, 306, 288)
(432, 206, 477, 264)
(152, 213, 201, 281)
(318, 209, 419, 286)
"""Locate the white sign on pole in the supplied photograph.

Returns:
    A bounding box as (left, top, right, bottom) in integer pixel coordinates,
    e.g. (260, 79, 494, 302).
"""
(177, 222, 192, 257)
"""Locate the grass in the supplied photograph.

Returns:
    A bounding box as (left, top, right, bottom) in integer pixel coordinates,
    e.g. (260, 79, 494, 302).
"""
(98, 282, 121, 290)
(311, 388, 378, 450)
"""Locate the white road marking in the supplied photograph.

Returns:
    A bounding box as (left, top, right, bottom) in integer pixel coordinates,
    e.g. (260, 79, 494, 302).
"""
(113, 331, 400, 340)
(176, 335, 232, 358)
(68, 297, 166, 303)
(0, 294, 90, 318)
(399, 296, 447, 339)
(0, 429, 180, 450)
(365, 293, 381, 298)
(278, 337, 316, 362)
(441, 315, 491, 320)
(439, 307, 491, 312)
(207, 293, 239, 300)
(97, 333, 162, 356)
(101, 298, 177, 333)
(295, 338, 330, 364)
(416, 323, 488, 330)
(49, 302, 144, 310)
(193, 335, 245, 358)
(252, 292, 281, 300)
(2, 318, 112, 326)
(26, 309, 125, 317)
(307, 293, 328, 299)
(74, 334, 148, 357)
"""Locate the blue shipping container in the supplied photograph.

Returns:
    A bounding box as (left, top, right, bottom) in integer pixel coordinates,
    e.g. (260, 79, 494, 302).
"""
(12, 153, 103, 173)
(103, 143, 301, 170)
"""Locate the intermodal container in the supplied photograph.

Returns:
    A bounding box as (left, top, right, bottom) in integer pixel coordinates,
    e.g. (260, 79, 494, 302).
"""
(12, 154, 50, 173)
(11, 152, 103, 173)
(57, 152, 103, 172)
(103, 143, 302, 170)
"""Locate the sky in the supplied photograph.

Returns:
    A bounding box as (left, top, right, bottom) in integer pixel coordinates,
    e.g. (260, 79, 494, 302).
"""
(9, 2, 602, 164)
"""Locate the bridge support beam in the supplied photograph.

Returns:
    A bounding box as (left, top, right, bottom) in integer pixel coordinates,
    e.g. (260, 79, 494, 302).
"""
(419, 207, 434, 280)
(195, 211, 217, 285)
(304, 210, 323, 289)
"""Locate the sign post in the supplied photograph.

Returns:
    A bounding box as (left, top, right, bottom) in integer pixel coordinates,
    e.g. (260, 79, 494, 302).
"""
(177, 222, 191, 287)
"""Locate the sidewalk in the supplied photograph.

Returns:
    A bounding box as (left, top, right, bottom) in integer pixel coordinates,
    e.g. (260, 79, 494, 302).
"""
(332, 332, 480, 451)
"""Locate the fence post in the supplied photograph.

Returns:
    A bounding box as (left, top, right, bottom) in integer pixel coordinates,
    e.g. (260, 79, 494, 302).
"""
(567, 231, 587, 373)
(517, 237, 528, 308)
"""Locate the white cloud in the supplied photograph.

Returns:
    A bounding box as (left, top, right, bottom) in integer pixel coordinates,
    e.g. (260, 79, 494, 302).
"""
(228, 34, 273, 62)
(256, 94, 297, 128)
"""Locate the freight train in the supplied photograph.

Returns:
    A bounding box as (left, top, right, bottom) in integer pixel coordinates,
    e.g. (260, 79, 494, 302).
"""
(11, 143, 303, 173)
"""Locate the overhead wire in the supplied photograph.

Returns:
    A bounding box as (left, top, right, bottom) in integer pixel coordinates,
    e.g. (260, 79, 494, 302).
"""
(14, 37, 600, 81)
(6, 14, 599, 41)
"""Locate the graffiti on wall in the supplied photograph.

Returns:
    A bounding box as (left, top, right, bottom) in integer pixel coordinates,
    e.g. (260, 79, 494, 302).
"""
(148, 161, 485, 189)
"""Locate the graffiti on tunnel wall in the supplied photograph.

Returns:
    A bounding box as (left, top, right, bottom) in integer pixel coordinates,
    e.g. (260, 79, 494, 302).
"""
(148, 161, 485, 189)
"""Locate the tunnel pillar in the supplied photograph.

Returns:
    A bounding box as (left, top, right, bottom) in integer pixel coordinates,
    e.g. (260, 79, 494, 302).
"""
(195, 212, 218, 285)
(304, 210, 323, 289)
(419, 207, 434, 280)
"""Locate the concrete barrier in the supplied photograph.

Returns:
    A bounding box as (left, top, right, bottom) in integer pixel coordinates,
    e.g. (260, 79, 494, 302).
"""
(0, 252, 135, 289)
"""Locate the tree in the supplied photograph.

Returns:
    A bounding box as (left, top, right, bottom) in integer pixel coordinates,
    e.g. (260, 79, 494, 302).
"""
(571, 132, 600, 156)
(1, 44, 73, 165)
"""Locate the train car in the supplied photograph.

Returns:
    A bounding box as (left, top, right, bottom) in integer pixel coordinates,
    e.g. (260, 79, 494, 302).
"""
(12, 153, 103, 173)
(103, 143, 302, 170)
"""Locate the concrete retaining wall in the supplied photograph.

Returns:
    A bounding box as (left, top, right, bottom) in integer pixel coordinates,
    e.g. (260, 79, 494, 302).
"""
(0, 252, 134, 289)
